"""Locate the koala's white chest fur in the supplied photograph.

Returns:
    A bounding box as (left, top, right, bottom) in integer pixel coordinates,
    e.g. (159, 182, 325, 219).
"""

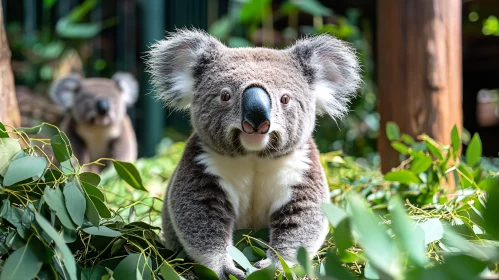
(76, 123, 121, 160)
(196, 146, 311, 229)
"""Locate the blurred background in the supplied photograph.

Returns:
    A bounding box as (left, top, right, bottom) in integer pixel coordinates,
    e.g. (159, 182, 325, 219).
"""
(3, 0, 499, 166)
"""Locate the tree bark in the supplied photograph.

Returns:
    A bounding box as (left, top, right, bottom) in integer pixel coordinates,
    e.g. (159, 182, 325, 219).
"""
(377, 0, 462, 174)
(0, 2, 21, 128)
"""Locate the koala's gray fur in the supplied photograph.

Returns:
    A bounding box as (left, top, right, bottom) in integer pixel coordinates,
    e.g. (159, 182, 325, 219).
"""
(50, 73, 139, 172)
(147, 29, 361, 279)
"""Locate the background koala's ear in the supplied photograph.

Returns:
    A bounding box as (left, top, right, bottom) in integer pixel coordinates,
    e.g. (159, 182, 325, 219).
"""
(112, 72, 139, 106)
(49, 74, 81, 110)
(146, 29, 225, 110)
(289, 34, 362, 119)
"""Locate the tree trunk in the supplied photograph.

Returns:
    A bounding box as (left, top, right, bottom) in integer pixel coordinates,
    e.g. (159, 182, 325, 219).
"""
(377, 0, 462, 175)
(0, 2, 21, 128)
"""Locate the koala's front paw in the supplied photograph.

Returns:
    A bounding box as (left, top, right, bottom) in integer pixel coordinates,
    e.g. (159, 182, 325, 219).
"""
(223, 264, 246, 280)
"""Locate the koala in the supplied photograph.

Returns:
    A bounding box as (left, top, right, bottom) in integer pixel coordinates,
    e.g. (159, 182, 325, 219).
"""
(147, 29, 361, 279)
(49, 72, 139, 172)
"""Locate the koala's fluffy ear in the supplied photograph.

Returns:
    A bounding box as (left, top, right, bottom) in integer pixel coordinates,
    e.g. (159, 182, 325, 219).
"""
(289, 34, 362, 119)
(112, 72, 139, 106)
(49, 74, 82, 110)
(146, 29, 225, 110)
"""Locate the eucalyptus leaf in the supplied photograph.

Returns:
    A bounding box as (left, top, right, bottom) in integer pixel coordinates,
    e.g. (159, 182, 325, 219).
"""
(0, 122, 8, 138)
(63, 182, 86, 227)
(193, 264, 220, 280)
(228, 245, 256, 273)
(83, 226, 120, 237)
(89, 195, 111, 218)
(112, 160, 146, 191)
(160, 262, 180, 280)
(0, 236, 45, 280)
(44, 186, 76, 230)
(451, 125, 460, 153)
(324, 249, 356, 280)
(466, 133, 482, 167)
(35, 213, 77, 280)
(386, 122, 400, 141)
(384, 170, 421, 185)
(3, 156, 47, 186)
(388, 196, 427, 267)
(113, 253, 152, 280)
(0, 138, 22, 177)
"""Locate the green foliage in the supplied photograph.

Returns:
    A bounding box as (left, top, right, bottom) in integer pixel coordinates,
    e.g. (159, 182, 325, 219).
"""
(8, 0, 116, 90)
(1, 121, 499, 280)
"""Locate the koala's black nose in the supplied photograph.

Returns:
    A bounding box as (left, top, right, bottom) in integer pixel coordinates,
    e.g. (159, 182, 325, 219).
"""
(96, 99, 110, 115)
(241, 87, 271, 134)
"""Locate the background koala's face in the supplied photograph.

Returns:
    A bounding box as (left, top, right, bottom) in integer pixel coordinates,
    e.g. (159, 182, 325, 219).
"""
(50, 73, 138, 127)
(148, 30, 361, 157)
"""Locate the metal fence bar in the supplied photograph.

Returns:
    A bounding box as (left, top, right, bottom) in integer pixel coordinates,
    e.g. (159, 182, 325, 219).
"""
(138, 0, 166, 157)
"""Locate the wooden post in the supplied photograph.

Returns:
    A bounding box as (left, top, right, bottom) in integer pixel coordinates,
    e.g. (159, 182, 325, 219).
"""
(377, 0, 462, 174)
(0, 2, 21, 127)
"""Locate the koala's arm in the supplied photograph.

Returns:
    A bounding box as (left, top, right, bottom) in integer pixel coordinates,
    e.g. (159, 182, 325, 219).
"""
(163, 135, 245, 280)
(256, 141, 329, 270)
(109, 116, 137, 162)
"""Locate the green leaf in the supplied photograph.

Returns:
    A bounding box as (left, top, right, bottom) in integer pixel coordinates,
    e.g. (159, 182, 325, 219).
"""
(239, 0, 271, 24)
(384, 170, 421, 185)
(321, 203, 348, 227)
(406, 255, 486, 280)
(193, 264, 220, 280)
(391, 141, 409, 155)
(81, 266, 106, 280)
(51, 132, 73, 163)
(451, 125, 460, 153)
(17, 126, 42, 135)
(346, 195, 400, 279)
(291, 0, 332, 16)
(81, 181, 105, 201)
(111, 239, 126, 255)
(44, 186, 76, 230)
(113, 254, 152, 280)
(386, 122, 400, 141)
(84, 194, 100, 227)
(242, 246, 259, 262)
(3, 156, 47, 186)
(466, 133, 482, 167)
(228, 245, 257, 273)
(79, 172, 101, 186)
(418, 218, 443, 245)
(388, 196, 427, 267)
(297, 247, 314, 278)
(483, 178, 499, 239)
(324, 249, 356, 280)
(364, 262, 380, 279)
(410, 155, 433, 174)
(247, 263, 276, 280)
(478, 177, 498, 191)
(89, 195, 111, 218)
(0, 122, 8, 137)
(112, 160, 146, 191)
(35, 213, 77, 280)
(425, 140, 444, 160)
(334, 219, 354, 254)
(60, 159, 74, 175)
(83, 226, 120, 237)
(63, 182, 86, 227)
(0, 236, 45, 280)
(160, 262, 180, 280)
(0, 138, 22, 177)
(401, 134, 414, 145)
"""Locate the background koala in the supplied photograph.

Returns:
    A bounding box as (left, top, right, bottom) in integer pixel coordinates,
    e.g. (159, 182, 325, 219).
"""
(147, 29, 360, 279)
(50, 72, 139, 171)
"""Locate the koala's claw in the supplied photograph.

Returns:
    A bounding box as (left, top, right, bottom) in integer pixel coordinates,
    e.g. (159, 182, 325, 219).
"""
(254, 258, 273, 270)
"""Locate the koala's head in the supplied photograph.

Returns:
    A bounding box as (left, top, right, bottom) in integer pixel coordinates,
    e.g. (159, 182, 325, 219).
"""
(147, 29, 361, 157)
(50, 72, 138, 127)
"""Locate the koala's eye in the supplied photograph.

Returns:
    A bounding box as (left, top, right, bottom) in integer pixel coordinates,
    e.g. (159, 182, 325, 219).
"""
(280, 94, 291, 105)
(220, 89, 231, 102)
